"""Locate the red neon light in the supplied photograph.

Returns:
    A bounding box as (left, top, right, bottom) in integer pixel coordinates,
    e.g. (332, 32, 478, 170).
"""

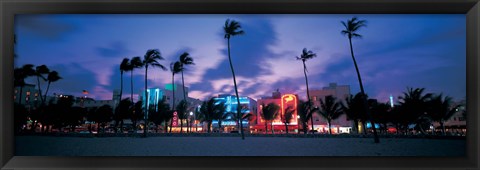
(281, 94, 297, 125)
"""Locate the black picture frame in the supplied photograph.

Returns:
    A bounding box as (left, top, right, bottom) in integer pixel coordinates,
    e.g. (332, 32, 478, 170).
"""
(1, 0, 478, 169)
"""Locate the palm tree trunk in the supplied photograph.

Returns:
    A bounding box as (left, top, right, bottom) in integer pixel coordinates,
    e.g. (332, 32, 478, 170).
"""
(130, 71, 133, 101)
(363, 121, 367, 135)
(441, 121, 446, 136)
(169, 118, 173, 133)
(348, 37, 379, 143)
(328, 120, 332, 134)
(353, 120, 359, 134)
(120, 71, 123, 102)
(144, 66, 148, 137)
(285, 123, 289, 134)
(207, 121, 212, 133)
(271, 122, 274, 134)
(181, 70, 187, 102)
(172, 73, 176, 109)
(302, 61, 315, 134)
(43, 82, 51, 105)
(36, 76, 44, 104)
(265, 122, 268, 134)
(302, 120, 307, 134)
(227, 38, 245, 140)
(180, 119, 184, 133)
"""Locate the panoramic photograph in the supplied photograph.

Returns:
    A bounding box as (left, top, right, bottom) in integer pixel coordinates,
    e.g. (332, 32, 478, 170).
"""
(13, 14, 466, 156)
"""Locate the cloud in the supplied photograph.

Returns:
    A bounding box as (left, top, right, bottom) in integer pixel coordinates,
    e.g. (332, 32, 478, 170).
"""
(96, 41, 131, 58)
(16, 15, 77, 41)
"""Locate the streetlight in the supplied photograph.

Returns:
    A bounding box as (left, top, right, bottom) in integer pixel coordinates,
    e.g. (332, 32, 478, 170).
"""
(297, 115, 300, 134)
(189, 111, 194, 133)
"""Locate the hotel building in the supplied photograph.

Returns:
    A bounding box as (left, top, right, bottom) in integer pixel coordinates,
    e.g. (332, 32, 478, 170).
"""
(309, 83, 353, 134)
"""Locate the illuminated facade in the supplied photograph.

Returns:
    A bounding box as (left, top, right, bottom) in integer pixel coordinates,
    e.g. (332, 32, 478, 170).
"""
(211, 94, 257, 132)
(252, 91, 300, 134)
(310, 83, 352, 134)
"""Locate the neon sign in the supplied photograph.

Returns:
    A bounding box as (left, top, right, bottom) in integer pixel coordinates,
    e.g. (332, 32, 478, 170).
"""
(172, 111, 178, 126)
(280, 94, 298, 125)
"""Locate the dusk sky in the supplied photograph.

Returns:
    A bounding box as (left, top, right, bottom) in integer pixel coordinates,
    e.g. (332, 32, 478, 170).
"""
(14, 14, 466, 103)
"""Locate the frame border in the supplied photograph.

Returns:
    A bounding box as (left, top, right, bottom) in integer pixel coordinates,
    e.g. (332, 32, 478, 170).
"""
(1, 0, 479, 169)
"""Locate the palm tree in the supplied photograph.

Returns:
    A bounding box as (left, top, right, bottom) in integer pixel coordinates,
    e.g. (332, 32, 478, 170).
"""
(129, 56, 143, 103)
(297, 101, 318, 134)
(281, 106, 295, 134)
(260, 103, 280, 134)
(34, 65, 50, 104)
(318, 95, 344, 134)
(341, 17, 379, 143)
(15, 64, 36, 104)
(114, 98, 132, 133)
(119, 58, 130, 101)
(212, 103, 227, 133)
(369, 100, 391, 134)
(170, 61, 182, 109)
(428, 94, 461, 136)
(296, 48, 316, 134)
(224, 19, 246, 139)
(142, 49, 167, 137)
(341, 93, 367, 134)
(179, 52, 195, 102)
(154, 98, 171, 133)
(198, 98, 225, 133)
(95, 105, 113, 134)
(43, 71, 62, 104)
(194, 107, 205, 132)
(398, 87, 433, 135)
(130, 101, 144, 133)
(176, 99, 189, 133)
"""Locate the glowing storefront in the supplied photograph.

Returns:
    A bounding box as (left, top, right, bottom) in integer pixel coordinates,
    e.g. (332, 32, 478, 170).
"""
(211, 94, 257, 132)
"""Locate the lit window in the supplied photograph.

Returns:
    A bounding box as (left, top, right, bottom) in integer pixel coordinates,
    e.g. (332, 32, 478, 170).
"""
(26, 91, 31, 96)
(35, 93, 38, 96)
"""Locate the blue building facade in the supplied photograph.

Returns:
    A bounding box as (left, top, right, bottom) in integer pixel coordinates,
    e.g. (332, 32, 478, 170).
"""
(212, 94, 257, 129)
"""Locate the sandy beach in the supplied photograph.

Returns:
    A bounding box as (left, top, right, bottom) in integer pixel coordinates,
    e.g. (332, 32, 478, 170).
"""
(15, 136, 465, 156)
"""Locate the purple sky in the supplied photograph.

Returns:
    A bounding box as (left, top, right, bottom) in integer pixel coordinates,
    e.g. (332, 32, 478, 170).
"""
(14, 14, 466, 103)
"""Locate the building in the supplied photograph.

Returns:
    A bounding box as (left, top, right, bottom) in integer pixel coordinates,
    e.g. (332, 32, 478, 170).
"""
(211, 94, 258, 132)
(309, 83, 352, 134)
(252, 90, 300, 134)
(14, 84, 41, 108)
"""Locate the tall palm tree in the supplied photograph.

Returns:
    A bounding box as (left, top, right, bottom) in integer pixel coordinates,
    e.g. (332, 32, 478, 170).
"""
(170, 61, 182, 109)
(428, 94, 461, 136)
(224, 19, 246, 139)
(142, 49, 167, 137)
(296, 48, 316, 134)
(318, 95, 344, 134)
(43, 71, 62, 104)
(260, 103, 280, 134)
(281, 106, 295, 134)
(341, 17, 379, 143)
(119, 58, 130, 102)
(15, 64, 36, 104)
(179, 52, 195, 102)
(129, 56, 143, 103)
(35, 65, 50, 104)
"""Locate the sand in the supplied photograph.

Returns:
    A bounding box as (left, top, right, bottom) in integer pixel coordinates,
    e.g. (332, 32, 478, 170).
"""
(15, 136, 465, 156)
